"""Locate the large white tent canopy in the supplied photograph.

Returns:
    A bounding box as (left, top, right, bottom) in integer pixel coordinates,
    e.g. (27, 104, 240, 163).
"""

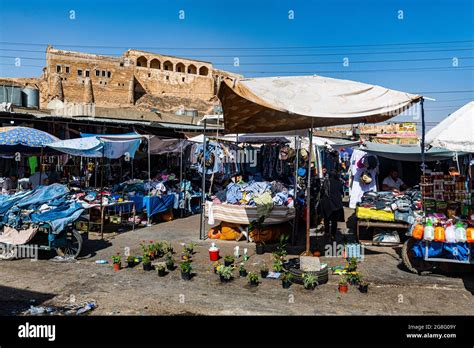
(219, 75, 422, 133)
(426, 101, 474, 153)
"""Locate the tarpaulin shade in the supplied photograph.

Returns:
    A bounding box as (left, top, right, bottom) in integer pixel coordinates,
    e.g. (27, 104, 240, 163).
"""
(361, 142, 459, 162)
(426, 101, 474, 153)
(219, 75, 422, 133)
(47, 135, 142, 159)
(149, 137, 188, 155)
(0, 126, 59, 155)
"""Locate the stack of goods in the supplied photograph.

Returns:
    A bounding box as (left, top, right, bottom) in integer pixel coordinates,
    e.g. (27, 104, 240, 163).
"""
(421, 172, 472, 218)
(356, 190, 422, 224)
(410, 216, 474, 262)
(190, 142, 241, 180)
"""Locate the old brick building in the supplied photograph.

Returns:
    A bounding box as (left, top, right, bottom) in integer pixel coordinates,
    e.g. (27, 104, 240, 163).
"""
(36, 45, 240, 114)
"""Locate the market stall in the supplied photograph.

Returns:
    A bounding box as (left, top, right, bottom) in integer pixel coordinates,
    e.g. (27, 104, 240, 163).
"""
(402, 101, 474, 273)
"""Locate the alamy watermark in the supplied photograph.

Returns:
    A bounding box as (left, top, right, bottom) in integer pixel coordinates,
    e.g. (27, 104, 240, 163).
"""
(221, 148, 259, 167)
(0, 244, 38, 260)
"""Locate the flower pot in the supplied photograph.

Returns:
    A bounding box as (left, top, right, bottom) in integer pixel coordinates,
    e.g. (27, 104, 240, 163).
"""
(157, 269, 166, 277)
(249, 280, 259, 287)
(143, 263, 152, 271)
(282, 280, 292, 289)
(256, 244, 265, 255)
(304, 284, 316, 290)
(127, 261, 135, 268)
(209, 249, 220, 261)
(113, 263, 121, 271)
(166, 263, 175, 271)
(181, 271, 191, 280)
(239, 270, 247, 277)
(359, 284, 368, 293)
(224, 260, 233, 267)
(260, 270, 268, 278)
(338, 284, 348, 293)
(220, 275, 232, 283)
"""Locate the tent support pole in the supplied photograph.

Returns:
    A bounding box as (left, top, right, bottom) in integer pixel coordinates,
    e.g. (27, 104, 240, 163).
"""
(179, 139, 184, 218)
(305, 121, 313, 255)
(292, 136, 299, 246)
(420, 98, 426, 216)
(39, 146, 44, 186)
(148, 136, 151, 196)
(100, 147, 105, 240)
(199, 119, 208, 240)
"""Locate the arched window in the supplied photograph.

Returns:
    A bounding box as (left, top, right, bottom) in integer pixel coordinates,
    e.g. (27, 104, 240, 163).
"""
(136, 56, 148, 67)
(199, 66, 209, 76)
(176, 62, 185, 73)
(163, 61, 173, 71)
(150, 59, 161, 69)
(187, 64, 197, 74)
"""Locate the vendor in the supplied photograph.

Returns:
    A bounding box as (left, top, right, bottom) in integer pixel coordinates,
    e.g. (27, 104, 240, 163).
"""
(29, 166, 48, 189)
(2, 171, 18, 194)
(382, 168, 407, 192)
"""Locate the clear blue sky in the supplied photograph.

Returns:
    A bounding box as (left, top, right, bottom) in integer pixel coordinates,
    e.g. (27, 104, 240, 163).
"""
(0, 0, 473, 128)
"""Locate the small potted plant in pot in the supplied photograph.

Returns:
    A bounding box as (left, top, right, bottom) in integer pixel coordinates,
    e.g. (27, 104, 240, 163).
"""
(302, 273, 317, 290)
(148, 241, 156, 259)
(224, 255, 234, 267)
(126, 255, 135, 268)
(217, 265, 233, 283)
(142, 254, 152, 271)
(180, 261, 192, 280)
(256, 242, 265, 255)
(155, 241, 164, 258)
(248, 272, 259, 287)
(358, 279, 369, 293)
(347, 272, 360, 286)
(273, 258, 283, 272)
(260, 264, 269, 278)
(239, 263, 247, 277)
(165, 253, 175, 271)
(156, 264, 166, 277)
(111, 253, 122, 271)
(212, 261, 221, 274)
(281, 271, 293, 289)
(338, 276, 349, 293)
(185, 243, 196, 254)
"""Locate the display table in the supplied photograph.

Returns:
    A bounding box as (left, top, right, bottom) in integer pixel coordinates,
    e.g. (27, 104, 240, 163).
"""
(84, 201, 136, 238)
(356, 220, 409, 246)
(205, 202, 295, 225)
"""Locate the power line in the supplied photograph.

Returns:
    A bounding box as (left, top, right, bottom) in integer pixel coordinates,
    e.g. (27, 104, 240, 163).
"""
(1, 39, 473, 50)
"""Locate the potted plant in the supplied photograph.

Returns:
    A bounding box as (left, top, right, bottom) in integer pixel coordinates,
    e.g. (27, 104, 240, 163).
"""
(185, 242, 196, 254)
(111, 253, 122, 271)
(156, 264, 166, 277)
(126, 255, 135, 268)
(347, 272, 360, 285)
(142, 254, 152, 271)
(256, 242, 265, 255)
(338, 276, 349, 293)
(260, 264, 269, 278)
(148, 240, 156, 259)
(302, 273, 317, 290)
(248, 272, 259, 286)
(217, 265, 233, 283)
(346, 257, 358, 272)
(281, 272, 293, 289)
(239, 263, 247, 277)
(154, 241, 164, 258)
(224, 255, 234, 267)
(250, 217, 265, 254)
(273, 257, 283, 272)
(180, 261, 192, 280)
(359, 280, 369, 293)
(164, 241, 174, 254)
(165, 253, 175, 271)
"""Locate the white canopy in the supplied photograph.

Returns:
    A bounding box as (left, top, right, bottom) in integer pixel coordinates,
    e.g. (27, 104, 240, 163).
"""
(426, 101, 474, 153)
(219, 75, 422, 133)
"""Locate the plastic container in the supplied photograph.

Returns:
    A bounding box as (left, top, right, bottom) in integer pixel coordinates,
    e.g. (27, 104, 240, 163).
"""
(466, 227, 474, 243)
(454, 222, 467, 242)
(434, 226, 445, 242)
(209, 243, 220, 261)
(423, 220, 434, 241)
(445, 221, 456, 243)
(412, 224, 424, 240)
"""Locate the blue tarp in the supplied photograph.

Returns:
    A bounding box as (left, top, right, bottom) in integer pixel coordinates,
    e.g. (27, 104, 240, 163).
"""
(144, 195, 175, 217)
(0, 127, 59, 155)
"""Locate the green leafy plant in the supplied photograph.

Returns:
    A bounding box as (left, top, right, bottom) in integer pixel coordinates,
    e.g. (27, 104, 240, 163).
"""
(275, 234, 289, 258)
(302, 273, 317, 289)
(339, 276, 348, 286)
(180, 261, 192, 274)
(248, 272, 259, 283)
(260, 263, 269, 272)
(345, 257, 358, 272)
(142, 253, 151, 265)
(185, 242, 196, 253)
(165, 253, 174, 266)
(281, 272, 293, 283)
(239, 263, 246, 272)
(156, 264, 165, 272)
(126, 255, 135, 263)
(224, 255, 234, 263)
(346, 271, 360, 285)
(217, 265, 233, 280)
(111, 253, 121, 264)
(273, 258, 284, 272)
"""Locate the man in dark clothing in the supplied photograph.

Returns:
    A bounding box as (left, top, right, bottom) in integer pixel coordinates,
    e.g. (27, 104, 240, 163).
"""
(320, 169, 344, 242)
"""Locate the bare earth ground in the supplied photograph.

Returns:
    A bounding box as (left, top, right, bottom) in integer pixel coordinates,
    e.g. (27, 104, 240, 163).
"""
(0, 209, 473, 316)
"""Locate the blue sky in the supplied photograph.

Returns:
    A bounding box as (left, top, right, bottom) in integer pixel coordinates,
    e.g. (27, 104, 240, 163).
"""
(0, 0, 473, 128)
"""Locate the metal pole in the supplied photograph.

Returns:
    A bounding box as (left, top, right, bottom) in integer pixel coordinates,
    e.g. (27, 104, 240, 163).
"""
(148, 135, 151, 195)
(39, 146, 44, 186)
(292, 136, 299, 246)
(305, 121, 314, 255)
(420, 98, 426, 216)
(199, 119, 208, 240)
(100, 146, 105, 239)
(179, 139, 184, 218)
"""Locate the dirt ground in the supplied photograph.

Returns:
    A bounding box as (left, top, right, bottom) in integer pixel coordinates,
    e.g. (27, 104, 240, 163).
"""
(1, 210, 473, 316)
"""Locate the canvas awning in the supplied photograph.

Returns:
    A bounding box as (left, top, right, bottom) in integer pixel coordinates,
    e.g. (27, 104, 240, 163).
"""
(361, 142, 458, 162)
(218, 75, 422, 133)
(426, 101, 474, 153)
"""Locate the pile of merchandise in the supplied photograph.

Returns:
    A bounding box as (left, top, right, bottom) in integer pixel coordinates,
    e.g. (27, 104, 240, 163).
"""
(356, 189, 422, 224)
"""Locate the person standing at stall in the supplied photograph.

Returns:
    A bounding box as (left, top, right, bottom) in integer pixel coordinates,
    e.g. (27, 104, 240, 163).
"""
(2, 171, 18, 194)
(320, 169, 344, 243)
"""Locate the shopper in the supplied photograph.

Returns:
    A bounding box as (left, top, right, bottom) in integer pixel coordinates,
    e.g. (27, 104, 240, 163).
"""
(320, 169, 344, 243)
